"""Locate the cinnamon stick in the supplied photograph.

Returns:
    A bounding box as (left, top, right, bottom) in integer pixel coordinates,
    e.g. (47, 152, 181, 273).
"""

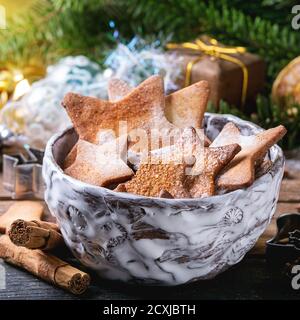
(0, 235, 90, 295)
(8, 219, 64, 250)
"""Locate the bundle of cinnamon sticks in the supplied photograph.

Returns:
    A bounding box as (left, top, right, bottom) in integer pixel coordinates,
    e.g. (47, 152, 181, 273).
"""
(0, 201, 90, 295)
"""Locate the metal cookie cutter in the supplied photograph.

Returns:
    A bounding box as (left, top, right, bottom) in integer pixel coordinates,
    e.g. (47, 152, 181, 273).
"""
(2, 145, 44, 199)
(266, 213, 300, 267)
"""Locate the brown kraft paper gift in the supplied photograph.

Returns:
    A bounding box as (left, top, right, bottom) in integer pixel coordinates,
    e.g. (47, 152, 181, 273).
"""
(168, 37, 265, 110)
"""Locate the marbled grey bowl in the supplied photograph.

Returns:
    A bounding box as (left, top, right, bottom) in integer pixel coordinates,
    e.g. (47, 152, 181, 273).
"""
(43, 113, 284, 285)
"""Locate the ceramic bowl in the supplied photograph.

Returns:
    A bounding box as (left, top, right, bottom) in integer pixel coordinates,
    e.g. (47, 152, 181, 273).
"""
(43, 113, 284, 285)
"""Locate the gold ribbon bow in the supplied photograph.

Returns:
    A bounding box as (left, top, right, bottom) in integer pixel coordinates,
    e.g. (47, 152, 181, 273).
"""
(0, 62, 46, 108)
(167, 37, 248, 106)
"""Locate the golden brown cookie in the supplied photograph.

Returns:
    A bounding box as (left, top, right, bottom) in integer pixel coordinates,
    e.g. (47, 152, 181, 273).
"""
(107, 78, 211, 145)
(125, 157, 190, 198)
(125, 127, 240, 198)
(125, 128, 196, 198)
(64, 135, 133, 187)
(165, 80, 210, 129)
(62, 75, 174, 148)
(186, 144, 241, 198)
(108, 78, 210, 128)
(63, 128, 119, 169)
(0, 201, 44, 234)
(210, 122, 287, 191)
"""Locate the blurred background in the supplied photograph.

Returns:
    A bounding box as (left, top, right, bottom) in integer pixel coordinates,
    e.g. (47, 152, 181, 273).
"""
(1, 0, 34, 18)
(0, 0, 300, 149)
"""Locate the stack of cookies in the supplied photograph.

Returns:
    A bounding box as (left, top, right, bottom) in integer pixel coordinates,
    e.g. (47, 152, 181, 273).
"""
(62, 75, 286, 199)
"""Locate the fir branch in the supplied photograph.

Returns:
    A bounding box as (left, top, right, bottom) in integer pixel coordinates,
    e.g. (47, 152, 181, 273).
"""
(1, 0, 300, 148)
(2, 0, 299, 82)
(0, 0, 120, 66)
(124, 0, 300, 82)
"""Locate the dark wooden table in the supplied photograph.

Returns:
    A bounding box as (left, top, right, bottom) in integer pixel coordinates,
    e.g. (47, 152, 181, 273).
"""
(0, 163, 300, 300)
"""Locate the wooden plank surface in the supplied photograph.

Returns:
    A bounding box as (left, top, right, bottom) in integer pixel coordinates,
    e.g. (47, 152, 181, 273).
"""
(0, 167, 300, 300)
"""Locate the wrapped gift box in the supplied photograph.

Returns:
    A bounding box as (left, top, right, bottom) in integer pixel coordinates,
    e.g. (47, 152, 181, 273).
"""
(168, 37, 265, 110)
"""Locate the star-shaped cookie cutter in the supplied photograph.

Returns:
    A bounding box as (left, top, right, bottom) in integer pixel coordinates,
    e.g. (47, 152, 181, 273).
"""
(2, 145, 44, 199)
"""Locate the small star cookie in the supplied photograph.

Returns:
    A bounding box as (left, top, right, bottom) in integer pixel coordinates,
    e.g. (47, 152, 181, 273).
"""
(65, 135, 133, 187)
(210, 122, 286, 191)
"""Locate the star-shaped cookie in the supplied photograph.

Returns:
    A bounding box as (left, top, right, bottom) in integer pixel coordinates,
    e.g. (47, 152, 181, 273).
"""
(0, 202, 44, 234)
(62, 75, 174, 145)
(63, 76, 211, 169)
(125, 158, 190, 198)
(180, 127, 241, 197)
(108, 78, 210, 129)
(64, 135, 134, 187)
(210, 122, 287, 191)
(123, 127, 240, 198)
(186, 144, 241, 197)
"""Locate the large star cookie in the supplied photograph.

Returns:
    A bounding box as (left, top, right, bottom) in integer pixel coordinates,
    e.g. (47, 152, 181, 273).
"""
(63, 76, 211, 169)
(62, 75, 174, 145)
(108, 78, 210, 129)
(210, 122, 287, 191)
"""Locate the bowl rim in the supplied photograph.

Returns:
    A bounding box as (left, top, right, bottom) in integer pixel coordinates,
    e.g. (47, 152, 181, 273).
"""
(44, 112, 285, 204)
